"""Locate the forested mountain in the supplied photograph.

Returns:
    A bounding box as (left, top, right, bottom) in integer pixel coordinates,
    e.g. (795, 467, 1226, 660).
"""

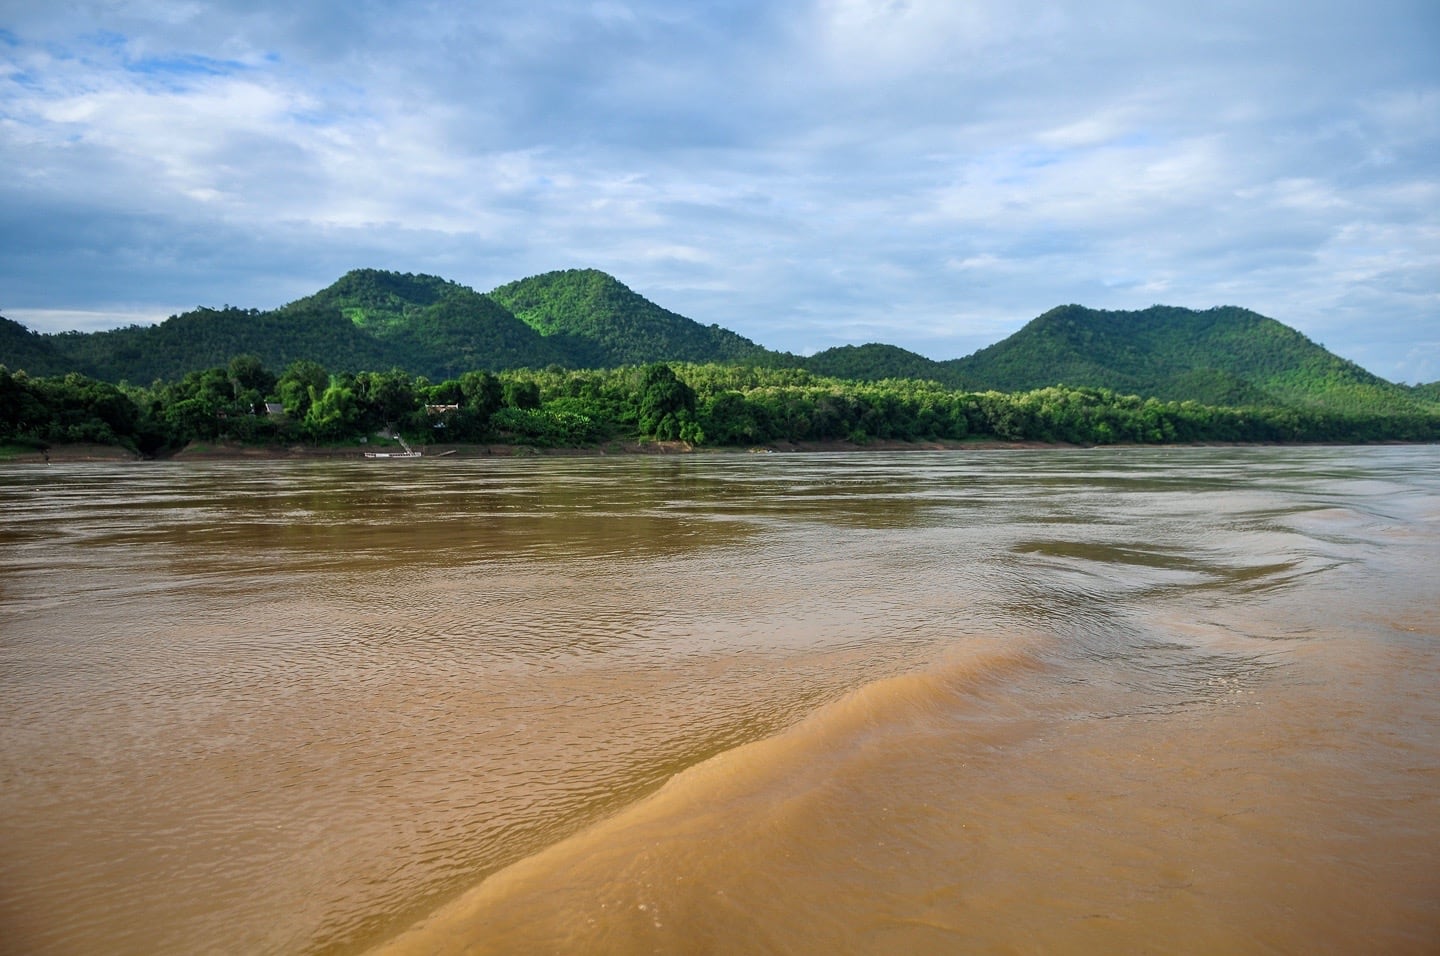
(284, 269, 460, 332)
(1411, 381, 1440, 402)
(44, 305, 396, 384)
(948, 304, 1429, 413)
(3, 275, 1434, 424)
(801, 343, 963, 386)
(0, 315, 70, 377)
(489, 269, 779, 368)
(7, 277, 1439, 457)
(281, 269, 570, 377)
(5, 269, 781, 383)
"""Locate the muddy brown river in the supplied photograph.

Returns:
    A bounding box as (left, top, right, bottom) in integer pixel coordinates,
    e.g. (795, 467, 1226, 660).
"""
(1, 446, 1437, 954)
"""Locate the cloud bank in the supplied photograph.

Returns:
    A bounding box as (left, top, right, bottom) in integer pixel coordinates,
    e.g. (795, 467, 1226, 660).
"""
(2, 0, 1437, 380)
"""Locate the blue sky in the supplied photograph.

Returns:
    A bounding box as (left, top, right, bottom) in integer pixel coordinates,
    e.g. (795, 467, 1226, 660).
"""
(2, 0, 1437, 381)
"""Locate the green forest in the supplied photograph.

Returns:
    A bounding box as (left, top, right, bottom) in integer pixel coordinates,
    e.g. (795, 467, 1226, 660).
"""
(4, 356, 1438, 458)
(3, 267, 1438, 456)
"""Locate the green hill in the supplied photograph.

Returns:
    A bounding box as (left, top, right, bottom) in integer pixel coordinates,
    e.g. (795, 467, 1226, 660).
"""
(801, 343, 963, 386)
(1410, 381, 1440, 403)
(949, 304, 1428, 413)
(281, 269, 569, 377)
(4, 274, 1433, 426)
(286, 269, 457, 333)
(45, 305, 394, 384)
(5, 268, 783, 383)
(489, 269, 779, 368)
(0, 314, 71, 376)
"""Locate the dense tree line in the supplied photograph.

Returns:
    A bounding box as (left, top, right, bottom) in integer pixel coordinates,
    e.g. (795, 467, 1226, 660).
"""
(4, 357, 1438, 457)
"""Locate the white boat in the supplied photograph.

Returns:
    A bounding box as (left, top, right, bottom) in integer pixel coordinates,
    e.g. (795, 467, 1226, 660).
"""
(364, 435, 421, 459)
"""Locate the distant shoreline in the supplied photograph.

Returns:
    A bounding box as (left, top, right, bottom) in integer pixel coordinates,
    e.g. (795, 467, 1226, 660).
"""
(7, 437, 1424, 464)
(3, 438, 1085, 463)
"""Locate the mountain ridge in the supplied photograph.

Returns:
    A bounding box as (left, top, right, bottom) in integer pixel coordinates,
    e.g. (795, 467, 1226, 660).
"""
(489, 268, 779, 368)
(945, 303, 1422, 413)
(3, 269, 1433, 416)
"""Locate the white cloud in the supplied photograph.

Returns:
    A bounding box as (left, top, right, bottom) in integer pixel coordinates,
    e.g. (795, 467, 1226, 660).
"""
(0, 0, 1436, 381)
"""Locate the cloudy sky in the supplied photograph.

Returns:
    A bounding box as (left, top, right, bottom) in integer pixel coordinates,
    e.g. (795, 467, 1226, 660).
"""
(2, 1, 1437, 381)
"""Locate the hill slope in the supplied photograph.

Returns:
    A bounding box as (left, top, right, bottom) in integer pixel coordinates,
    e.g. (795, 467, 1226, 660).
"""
(8, 269, 785, 383)
(4, 275, 1432, 424)
(46, 305, 395, 384)
(1410, 381, 1440, 403)
(801, 343, 963, 386)
(0, 315, 72, 376)
(280, 269, 570, 377)
(948, 304, 1426, 413)
(489, 269, 778, 368)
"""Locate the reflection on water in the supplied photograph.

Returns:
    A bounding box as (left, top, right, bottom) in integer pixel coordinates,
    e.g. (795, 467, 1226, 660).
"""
(1, 447, 1438, 955)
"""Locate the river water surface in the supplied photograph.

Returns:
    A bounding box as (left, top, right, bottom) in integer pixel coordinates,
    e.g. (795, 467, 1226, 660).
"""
(1, 446, 1437, 954)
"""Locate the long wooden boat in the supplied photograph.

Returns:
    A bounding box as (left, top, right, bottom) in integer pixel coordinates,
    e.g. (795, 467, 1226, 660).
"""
(364, 435, 421, 459)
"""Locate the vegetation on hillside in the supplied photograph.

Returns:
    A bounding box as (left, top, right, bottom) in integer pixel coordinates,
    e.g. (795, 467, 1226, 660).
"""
(285, 269, 458, 332)
(1409, 381, 1440, 403)
(45, 306, 394, 384)
(949, 304, 1426, 414)
(800, 343, 962, 387)
(3, 275, 1436, 442)
(12, 269, 787, 382)
(489, 269, 779, 368)
(4, 357, 1437, 459)
(0, 316, 68, 378)
(279, 269, 572, 376)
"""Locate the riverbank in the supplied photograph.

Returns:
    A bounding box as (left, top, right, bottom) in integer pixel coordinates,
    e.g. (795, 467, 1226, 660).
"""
(3, 437, 1078, 463)
(0, 442, 142, 463)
